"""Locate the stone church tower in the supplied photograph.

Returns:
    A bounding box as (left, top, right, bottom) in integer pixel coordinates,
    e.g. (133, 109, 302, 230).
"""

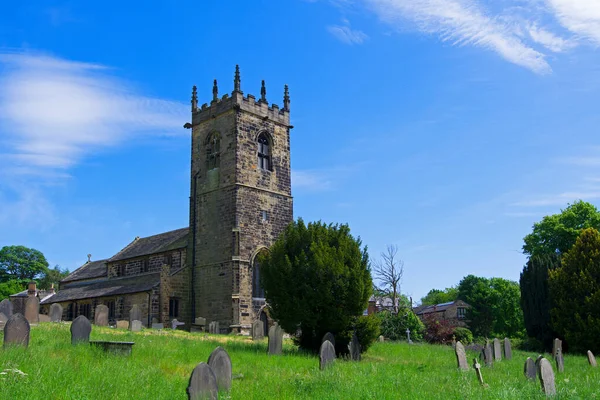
(187, 66, 293, 333)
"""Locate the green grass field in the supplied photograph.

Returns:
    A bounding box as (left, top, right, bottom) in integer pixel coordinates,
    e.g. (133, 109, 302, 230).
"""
(1, 323, 599, 399)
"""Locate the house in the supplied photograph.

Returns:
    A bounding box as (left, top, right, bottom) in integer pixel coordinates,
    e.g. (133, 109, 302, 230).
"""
(414, 300, 470, 327)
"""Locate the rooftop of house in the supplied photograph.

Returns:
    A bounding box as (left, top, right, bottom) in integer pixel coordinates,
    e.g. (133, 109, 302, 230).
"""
(61, 259, 108, 283)
(108, 227, 189, 263)
(415, 300, 469, 315)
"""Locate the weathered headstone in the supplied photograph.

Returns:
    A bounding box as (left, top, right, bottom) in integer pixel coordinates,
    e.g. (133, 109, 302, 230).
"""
(71, 315, 92, 345)
(319, 340, 336, 370)
(555, 347, 564, 373)
(24, 296, 39, 324)
(39, 314, 50, 322)
(482, 341, 494, 367)
(3, 313, 30, 348)
(129, 304, 141, 325)
(207, 346, 232, 392)
(503, 337, 512, 360)
(94, 304, 109, 326)
(406, 328, 413, 344)
(538, 358, 556, 396)
(473, 358, 484, 385)
(322, 332, 335, 348)
(493, 338, 502, 361)
(252, 319, 264, 340)
(268, 324, 283, 355)
(49, 303, 63, 322)
(587, 350, 597, 367)
(0, 312, 7, 323)
(455, 341, 469, 371)
(349, 332, 361, 361)
(552, 338, 562, 360)
(152, 323, 164, 329)
(524, 357, 537, 379)
(187, 362, 218, 400)
(0, 299, 13, 318)
(172, 319, 185, 330)
(195, 317, 206, 326)
(208, 321, 220, 334)
(130, 320, 142, 332)
(378, 335, 384, 342)
(116, 320, 129, 329)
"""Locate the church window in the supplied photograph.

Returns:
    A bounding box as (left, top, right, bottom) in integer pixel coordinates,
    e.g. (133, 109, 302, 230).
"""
(107, 300, 116, 319)
(206, 133, 221, 170)
(261, 210, 268, 222)
(169, 298, 179, 318)
(252, 254, 266, 299)
(80, 303, 91, 319)
(142, 259, 149, 273)
(257, 133, 271, 171)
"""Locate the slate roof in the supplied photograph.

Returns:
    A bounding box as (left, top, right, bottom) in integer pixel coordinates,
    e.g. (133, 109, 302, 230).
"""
(41, 273, 160, 304)
(416, 301, 463, 315)
(61, 259, 108, 283)
(108, 227, 189, 262)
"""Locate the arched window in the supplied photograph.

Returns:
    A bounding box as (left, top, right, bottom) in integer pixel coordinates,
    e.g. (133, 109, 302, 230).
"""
(206, 133, 221, 170)
(257, 133, 271, 171)
(252, 254, 266, 299)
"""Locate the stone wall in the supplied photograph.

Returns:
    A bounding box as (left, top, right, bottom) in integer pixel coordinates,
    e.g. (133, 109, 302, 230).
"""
(107, 249, 185, 278)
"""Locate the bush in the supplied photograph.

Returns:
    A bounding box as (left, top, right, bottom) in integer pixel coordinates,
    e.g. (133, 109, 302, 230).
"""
(422, 314, 454, 344)
(453, 327, 473, 345)
(377, 309, 424, 341)
(338, 314, 380, 354)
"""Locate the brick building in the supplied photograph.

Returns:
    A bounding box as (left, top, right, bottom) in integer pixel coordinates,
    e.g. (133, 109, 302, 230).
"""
(414, 300, 471, 328)
(40, 67, 293, 333)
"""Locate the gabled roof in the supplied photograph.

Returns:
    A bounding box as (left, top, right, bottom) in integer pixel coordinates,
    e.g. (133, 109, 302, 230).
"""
(41, 273, 160, 304)
(108, 227, 188, 262)
(61, 259, 108, 283)
(416, 300, 468, 315)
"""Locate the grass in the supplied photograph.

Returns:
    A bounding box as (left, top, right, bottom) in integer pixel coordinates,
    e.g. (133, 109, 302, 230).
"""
(1, 323, 600, 399)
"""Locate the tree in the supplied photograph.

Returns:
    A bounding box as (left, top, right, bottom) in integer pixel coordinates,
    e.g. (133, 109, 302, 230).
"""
(519, 254, 560, 349)
(260, 219, 372, 353)
(0, 245, 49, 282)
(37, 265, 70, 290)
(523, 200, 600, 257)
(420, 287, 458, 306)
(549, 228, 600, 353)
(372, 245, 404, 314)
(0, 279, 28, 300)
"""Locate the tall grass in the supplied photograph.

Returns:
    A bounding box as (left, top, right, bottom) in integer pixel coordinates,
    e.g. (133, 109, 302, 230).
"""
(1, 324, 599, 399)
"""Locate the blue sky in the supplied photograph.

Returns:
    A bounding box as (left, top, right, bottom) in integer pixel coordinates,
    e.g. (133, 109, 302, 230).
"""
(1, 0, 599, 303)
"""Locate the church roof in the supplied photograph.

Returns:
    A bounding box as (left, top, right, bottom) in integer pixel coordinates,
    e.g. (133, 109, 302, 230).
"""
(41, 273, 160, 304)
(62, 259, 108, 283)
(108, 227, 189, 262)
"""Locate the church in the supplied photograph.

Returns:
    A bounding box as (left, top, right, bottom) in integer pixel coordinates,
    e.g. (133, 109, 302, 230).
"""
(40, 66, 294, 334)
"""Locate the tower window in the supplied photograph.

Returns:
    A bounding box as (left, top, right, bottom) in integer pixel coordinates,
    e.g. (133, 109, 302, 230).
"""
(257, 134, 271, 171)
(252, 256, 266, 299)
(261, 210, 268, 222)
(206, 133, 221, 170)
(169, 298, 179, 318)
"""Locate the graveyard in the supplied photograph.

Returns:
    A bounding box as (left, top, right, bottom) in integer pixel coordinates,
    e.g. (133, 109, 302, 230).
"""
(1, 321, 599, 399)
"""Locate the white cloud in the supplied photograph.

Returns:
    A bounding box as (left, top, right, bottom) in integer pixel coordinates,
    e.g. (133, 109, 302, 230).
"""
(511, 191, 600, 207)
(0, 52, 188, 173)
(528, 24, 576, 52)
(328, 24, 369, 44)
(546, 0, 600, 45)
(292, 170, 333, 191)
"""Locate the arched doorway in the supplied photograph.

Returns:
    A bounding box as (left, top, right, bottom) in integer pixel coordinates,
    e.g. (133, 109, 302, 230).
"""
(259, 310, 269, 337)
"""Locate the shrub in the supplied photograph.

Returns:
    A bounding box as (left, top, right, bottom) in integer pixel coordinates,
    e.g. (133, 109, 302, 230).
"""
(453, 327, 473, 345)
(422, 314, 454, 344)
(338, 314, 380, 354)
(377, 309, 424, 341)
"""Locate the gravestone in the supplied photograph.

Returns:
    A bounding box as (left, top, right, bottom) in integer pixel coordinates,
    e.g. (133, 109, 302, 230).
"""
(0, 299, 13, 318)
(587, 350, 597, 367)
(538, 358, 556, 396)
(152, 323, 164, 329)
(555, 347, 564, 373)
(24, 296, 39, 324)
(187, 362, 218, 400)
(71, 315, 92, 345)
(493, 338, 502, 361)
(268, 324, 283, 355)
(322, 332, 335, 348)
(39, 314, 51, 322)
(319, 340, 336, 370)
(406, 328, 413, 344)
(378, 335, 384, 342)
(503, 337, 512, 360)
(3, 313, 30, 348)
(0, 312, 7, 323)
(349, 332, 361, 361)
(455, 341, 469, 371)
(116, 320, 129, 329)
(172, 319, 185, 330)
(535, 354, 544, 372)
(207, 346, 232, 392)
(473, 358, 484, 386)
(552, 338, 562, 359)
(94, 305, 109, 326)
(208, 321, 220, 334)
(130, 320, 142, 332)
(195, 317, 206, 326)
(49, 303, 63, 322)
(252, 319, 264, 340)
(129, 304, 141, 325)
(524, 357, 537, 379)
(482, 341, 494, 367)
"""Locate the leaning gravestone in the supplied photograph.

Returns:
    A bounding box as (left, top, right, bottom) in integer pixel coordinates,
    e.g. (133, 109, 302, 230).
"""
(493, 338, 502, 361)
(349, 332, 361, 361)
(129, 304, 141, 325)
(187, 362, 218, 400)
(71, 315, 92, 345)
(0, 299, 13, 318)
(94, 305, 109, 326)
(473, 358, 485, 386)
(24, 296, 39, 324)
(319, 340, 336, 370)
(455, 341, 469, 371)
(588, 350, 597, 367)
(538, 358, 556, 396)
(130, 320, 142, 332)
(322, 332, 336, 348)
(207, 346, 232, 392)
(555, 347, 564, 373)
(252, 319, 264, 340)
(268, 324, 283, 355)
(524, 357, 537, 379)
(504, 337, 512, 360)
(3, 313, 30, 348)
(49, 303, 63, 322)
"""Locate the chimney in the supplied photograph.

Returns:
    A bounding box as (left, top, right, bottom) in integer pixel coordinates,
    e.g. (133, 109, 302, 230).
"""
(48, 283, 56, 295)
(27, 281, 37, 296)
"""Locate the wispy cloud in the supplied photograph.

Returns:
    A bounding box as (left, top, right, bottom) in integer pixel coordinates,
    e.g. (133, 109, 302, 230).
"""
(528, 24, 576, 52)
(546, 0, 600, 45)
(511, 191, 600, 207)
(292, 169, 334, 191)
(0, 52, 187, 174)
(328, 20, 369, 44)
